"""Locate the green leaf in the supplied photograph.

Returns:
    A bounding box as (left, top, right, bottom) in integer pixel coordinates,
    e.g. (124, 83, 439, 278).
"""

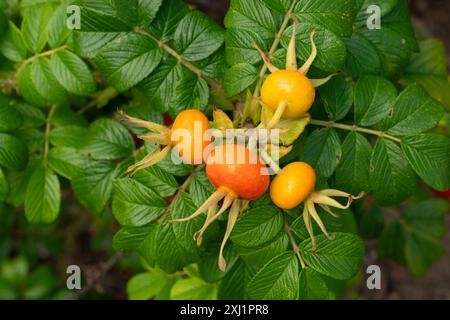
(148, 0, 190, 42)
(138, 0, 163, 25)
(14, 102, 46, 128)
(0, 103, 23, 132)
(401, 134, 450, 191)
(299, 233, 364, 280)
(335, 132, 372, 195)
(48, 147, 89, 180)
(0, 21, 28, 62)
(112, 178, 167, 227)
(49, 126, 88, 149)
(5, 158, 39, 207)
(171, 278, 217, 300)
(72, 32, 124, 59)
(50, 49, 96, 96)
(261, 0, 292, 14)
(96, 33, 163, 92)
(133, 165, 179, 198)
(225, 28, 266, 66)
(382, 84, 444, 136)
(76, 0, 139, 32)
(0, 133, 29, 171)
(27, 57, 68, 105)
(18, 64, 50, 107)
(24, 167, 61, 224)
(174, 11, 224, 62)
(294, 0, 356, 37)
(235, 233, 289, 268)
(47, 4, 72, 48)
(281, 23, 347, 73)
(354, 75, 397, 126)
(231, 206, 284, 248)
(404, 199, 448, 239)
(198, 244, 238, 283)
(404, 231, 444, 278)
(369, 139, 416, 205)
(218, 259, 247, 300)
(139, 57, 184, 113)
(21, 3, 53, 53)
(156, 150, 193, 177)
(342, 33, 383, 78)
(197, 47, 227, 79)
(223, 63, 258, 98)
(247, 252, 299, 300)
(318, 75, 353, 121)
(189, 170, 215, 207)
(127, 271, 167, 300)
(224, 0, 276, 44)
(113, 225, 155, 251)
(299, 267, 330, 300)
(300, 128, 342, 178)
(399, 40, 450, 110)
(154, 193, 202, 273)
(72, 160, 118, 215)
(81, 119, 134, 160)
(171, 70, 209, 117)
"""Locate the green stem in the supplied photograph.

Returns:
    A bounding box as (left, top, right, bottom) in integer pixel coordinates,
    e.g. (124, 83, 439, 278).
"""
(134, 27, 221, 90)
(44, 105, 58, 168)
(310, 119, 402, 143)
(250, 0, 297, 118)
(284, 219, 305, 268)
(21, 45, 67, 67)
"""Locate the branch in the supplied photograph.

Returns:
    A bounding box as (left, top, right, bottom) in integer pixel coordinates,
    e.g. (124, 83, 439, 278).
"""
(134, 27, 221, 90)
(310, 119, 402, 143)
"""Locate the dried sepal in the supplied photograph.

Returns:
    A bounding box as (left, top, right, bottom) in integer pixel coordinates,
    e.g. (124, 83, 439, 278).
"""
(298, 31, 317, 75)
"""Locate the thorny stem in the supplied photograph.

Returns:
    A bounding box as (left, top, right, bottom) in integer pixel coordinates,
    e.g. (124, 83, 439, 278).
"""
(44, 105, 58, 168)
(284, 219, 305, 268)
(310, 119, 402, 143)
(134, 27, 221, 90)
(250, 0, 298, 118)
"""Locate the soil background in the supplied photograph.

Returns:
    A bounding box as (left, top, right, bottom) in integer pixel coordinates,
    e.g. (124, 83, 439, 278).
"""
(187, 0, 450, 300)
